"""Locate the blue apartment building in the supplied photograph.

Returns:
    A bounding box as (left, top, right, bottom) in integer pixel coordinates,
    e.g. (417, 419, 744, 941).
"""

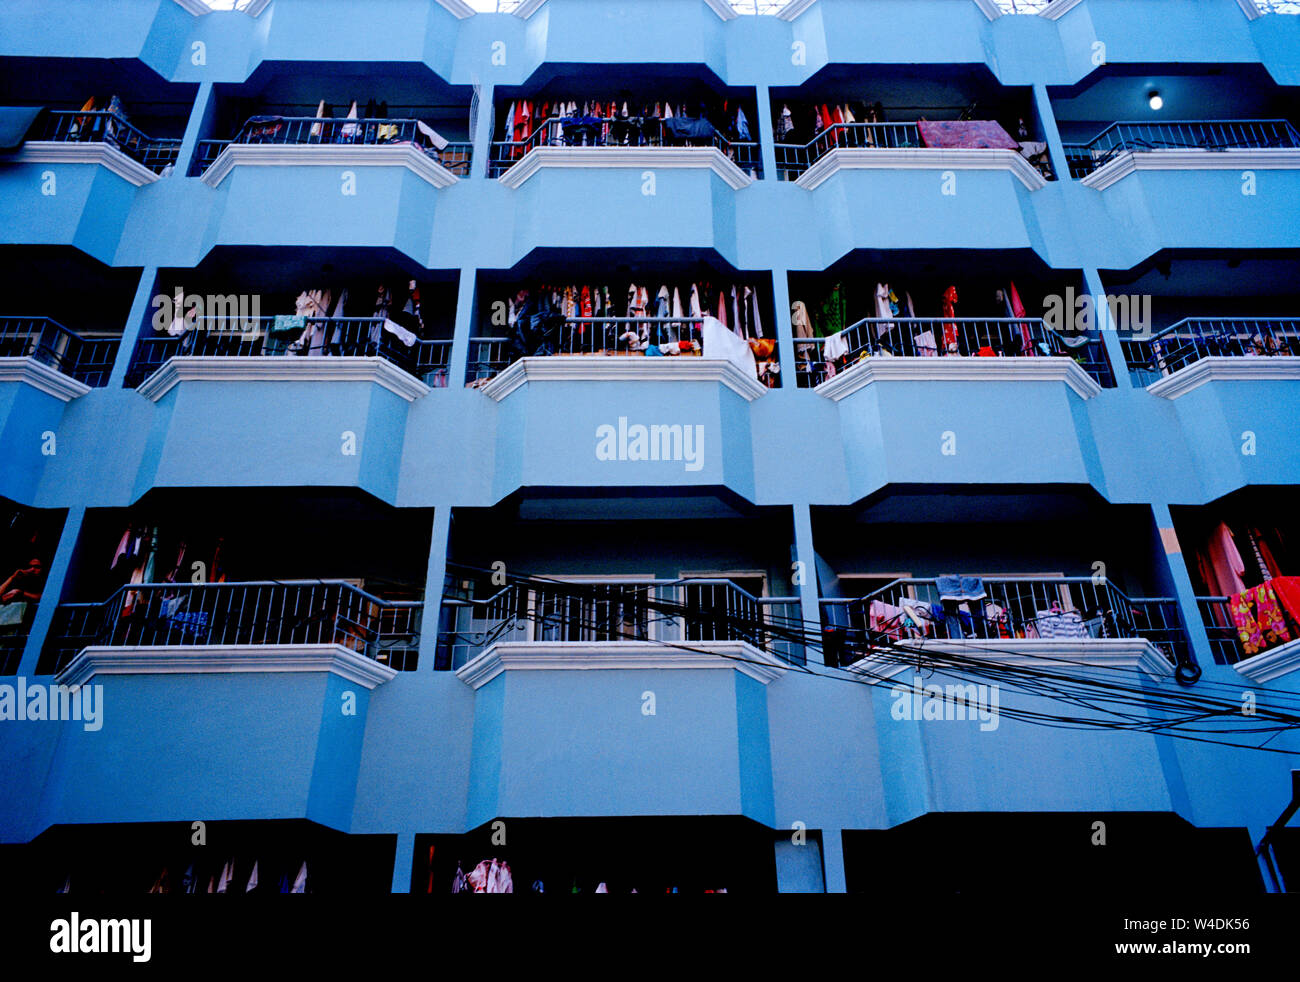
(1, 0, 1299, 897)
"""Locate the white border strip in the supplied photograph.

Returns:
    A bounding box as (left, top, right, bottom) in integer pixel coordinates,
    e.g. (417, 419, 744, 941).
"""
(1237, 0, 1266, 20)
(796, 146, 1046, 191)
(1039, 0, 1086, 20)
(814, 355, 1103, 401)
(201, 143, 460, 189)
(499, 145, 754, 189)
(777, 0, 819, 19)
(1081, 148, 1300, 191)
(4, 142, 159, 187)
(135, 356, 430, 403)
(972, 0, 1003, 19)
(58, 643, 397, 689)
(457, 640, 788, 688)
(1145, 356, 1300, 398)
(1233, 637, 1300, 683)
(512, 0, 548, 16)
(0, 357, 92, 401)
(171, 0, 213, 14)
(846, 638, 1175, 684)
(478, 354, 769, 402)
(436, 0, 477, 17)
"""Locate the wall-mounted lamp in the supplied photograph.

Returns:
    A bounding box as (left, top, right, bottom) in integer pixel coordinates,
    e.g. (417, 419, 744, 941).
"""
(1148, 91, 1163, 111)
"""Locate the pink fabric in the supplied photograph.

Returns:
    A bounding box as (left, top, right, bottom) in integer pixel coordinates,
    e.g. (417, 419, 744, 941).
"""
(1270, 575, 1300, 630)
(917, 119, 1020, 150)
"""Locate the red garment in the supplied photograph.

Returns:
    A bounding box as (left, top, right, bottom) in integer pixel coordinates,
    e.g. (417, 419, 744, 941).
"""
(941, 285, 959, 352)
(1269, 575, 1300, 630)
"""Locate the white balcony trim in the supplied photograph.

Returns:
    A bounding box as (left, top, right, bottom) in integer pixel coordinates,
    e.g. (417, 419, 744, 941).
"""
(5, 142, 160, 187)
(0, 358, 91, 401)
(243, 0, 272, 14)
(796, 147, 1046, 191)
(477, 354, 768, 401)
(845, 638, 1175, 683)
(1081, 148, 1300, 191)
(436, 0, 477, 17)
(1237, 0, 1265, 20)
(703, 0, 739, 20)
(456, 640, 788, 689)
(512, 0, 548, 16)
(135, 356, 430, 402)
(972, 0, 1003, 19)
(1039, 0, 1086, 20)
(1145, 356, 1300, 398)
(171, 0, 213, 14)
(814, 355, 1102, 401)
(201, 143, 460, 189)
(1232, 638, 1300, 683)
(57, 643, 397, 689)
(499, 146, 755, 189)
(777, 0, 819, 20)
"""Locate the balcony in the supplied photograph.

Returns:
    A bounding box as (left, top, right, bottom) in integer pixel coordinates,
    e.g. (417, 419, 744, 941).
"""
(821, 576, 1185, 675)
(1122, 318, 1300, 394)
(1063, 119, 1300, 186)
(439, 574, 803, 674)
(794, 315, 1112, 394)
(489, 115, 760, 183)
(21, 110, 181, 180)
(42, 580, 421, 678)
(125, 314, 449, 394)
(0, 316, 119, 395)
(197, 116, 472, 186)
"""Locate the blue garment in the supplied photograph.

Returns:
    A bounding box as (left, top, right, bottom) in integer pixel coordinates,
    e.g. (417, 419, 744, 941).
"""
(937, 574, 985, 600)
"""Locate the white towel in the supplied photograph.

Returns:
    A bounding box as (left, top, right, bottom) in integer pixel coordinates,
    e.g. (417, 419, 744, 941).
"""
(823, 329, 849, 362)
(701, 315, 757, 377)
(383, 318, 417, 346)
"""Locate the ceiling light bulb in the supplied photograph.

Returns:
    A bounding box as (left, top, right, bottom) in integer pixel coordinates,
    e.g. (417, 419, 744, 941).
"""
(1148, 92, 1163, 111)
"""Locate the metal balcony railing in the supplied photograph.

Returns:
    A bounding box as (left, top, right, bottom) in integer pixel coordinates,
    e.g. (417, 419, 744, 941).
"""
(34, 110, 182, 175)
(195, 116, 473, 177)
(1121, 317, 1300, 387)
(467, 315, 709, 384)
(822, 576, 1187, 666)
(792, 316, 1115, 388)
(0, 634, 25, 676)
(774, 122, 923, 180)
(434, 576, 804, 670)
(0, 316, 120, 387)
(39, 580, 423, 675)
(1062, 120, 1300, 179)
(1197, 596, 1248, 665)
(488, 115, 762, 178)
(124, 315, 444, 388)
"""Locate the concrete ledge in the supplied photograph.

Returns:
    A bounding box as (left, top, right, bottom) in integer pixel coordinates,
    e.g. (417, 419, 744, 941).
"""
(1145, 356, 1300, 398)
(499, 146, 755, 189)
(478, 355, 768, 401)
(135, 356, 430, 403)
(1040, 0, 1086, 19)
(201, 143, 460, 189)
(814, 355, 1103, 401)
(1081, 148, 1300, 191)
(1232, 637, 1300, 684)
(4, 141, 159, 186)
(57, 643, 398, 689)
(0, 357, 91, 401)
(456, 640, 789, 688)
(797, 147, 1047, 191)
(845, 637, 1175, 683)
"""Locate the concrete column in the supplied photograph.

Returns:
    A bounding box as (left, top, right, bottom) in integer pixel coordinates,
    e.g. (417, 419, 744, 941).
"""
(1083, 266, 1135, 391)
(1149, 501, 1215, 668)
(391, 831, 416, 893)
(820, 826, 847, 892)
(469, 83, 495, 181)
(107, 267, 159, 389)
(18, 505, 84, 676)
(792, 503, 825, 664)
(417, 506, 453, 671)
(769, 265, 797, 391)
(1032, 82, 1069, 186)
(447, 268, 477, 389)
(176, 80, 213, 177)
(754, 83, 778, 181)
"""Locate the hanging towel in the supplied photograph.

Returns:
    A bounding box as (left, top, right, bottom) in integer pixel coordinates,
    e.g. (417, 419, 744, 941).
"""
(702, 315, 758, 377)
(416, 119, 449, 151)
(823, 329, 850, 363)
